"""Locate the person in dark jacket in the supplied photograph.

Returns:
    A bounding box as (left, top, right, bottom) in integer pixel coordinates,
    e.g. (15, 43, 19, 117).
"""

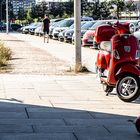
(42, 14, 50, 43)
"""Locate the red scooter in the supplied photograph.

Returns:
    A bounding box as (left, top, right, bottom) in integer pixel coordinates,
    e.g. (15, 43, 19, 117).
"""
(95, 22, 140, 102)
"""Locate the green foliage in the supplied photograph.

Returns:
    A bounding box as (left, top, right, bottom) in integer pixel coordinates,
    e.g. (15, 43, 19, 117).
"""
(17, 7, 27, 20)
(89, 0, 111, 19)
(49, 2, 65, 18)
(0, 41, 12, 66)
(26, 9, 33, 21)
(109, 0, 125, 19)
(63, 1, 74, 17)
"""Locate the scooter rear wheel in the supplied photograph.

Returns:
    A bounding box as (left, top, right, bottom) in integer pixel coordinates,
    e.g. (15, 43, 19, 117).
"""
(116, 75, 140, 102)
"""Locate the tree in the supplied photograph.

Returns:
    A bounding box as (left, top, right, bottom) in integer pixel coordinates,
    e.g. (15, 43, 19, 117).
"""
(26, 9, 33, 23)
(49, 2, 64, 18)
(30, 5, 39, 19)
(109, 0, 125, 19)
(99, 1, 111, 19)
(63, 1, 74, 17)
(89, 0, 110, 19)
(125, 0, 136, 19)
(81, 0, 91, 16)
(17, 7, 26, 20)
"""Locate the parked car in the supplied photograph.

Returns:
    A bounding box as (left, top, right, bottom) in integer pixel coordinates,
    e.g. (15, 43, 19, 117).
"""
(34, 25, 43, 36)
(29, 22, 42, 35)
(58, 21, 86, 42)
(52, 17, 93, 40)
(82, 20, 113, 47)
(58, 23, 74, 42)
(133, 28, 140, 45)
(50, 18, 64, 26)
(49, 20, 64, 38)
(22, 23, 35, 34)
(128, 20, 140, 33)
(52, 18, 74, 39)
(72, 20, 96, 44)
(11, 23, 22, 31)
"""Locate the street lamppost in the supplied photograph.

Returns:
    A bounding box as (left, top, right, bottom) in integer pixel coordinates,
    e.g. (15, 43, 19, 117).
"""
(6, 0, 9, 34)
(74, 0, 82, 72)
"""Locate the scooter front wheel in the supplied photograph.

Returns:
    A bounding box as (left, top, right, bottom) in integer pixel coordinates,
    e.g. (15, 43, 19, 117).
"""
(116, 75, 140, 102)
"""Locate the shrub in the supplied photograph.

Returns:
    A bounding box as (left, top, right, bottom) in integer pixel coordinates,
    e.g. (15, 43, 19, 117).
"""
(0, 41, 12, 66)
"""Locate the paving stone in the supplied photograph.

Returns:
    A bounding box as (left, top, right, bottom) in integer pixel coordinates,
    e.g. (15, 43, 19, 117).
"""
(106, 124, 138, 135)
(0, 119, 65, 125)
(0, 124, 33, 133)
(33, 125, 108, 134)
(65, 118, 135, 126)
(0, 112, 27, 119)
(33, 125, 74, 133)
(28, 112, 92, 119)
(75, 133, 140, 140)
(90, 112, 135, 119)
(0, 107, 25, 112)
(26, 107, 85, 113)
(0, 133, 77, 140)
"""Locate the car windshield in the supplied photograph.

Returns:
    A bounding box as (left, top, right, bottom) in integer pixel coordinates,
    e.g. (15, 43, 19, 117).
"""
(58, 19, 74, 27)
(90, 21, 107, 30)
(81, 21, 96, 30)
(51, 20, 64, 27)
(69, 24, 74, 29)
(32, 22, 42, 27)
(69, 21, 86, 29)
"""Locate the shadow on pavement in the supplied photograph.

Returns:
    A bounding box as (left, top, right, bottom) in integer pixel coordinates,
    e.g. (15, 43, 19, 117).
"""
(0, 101, 138, 140)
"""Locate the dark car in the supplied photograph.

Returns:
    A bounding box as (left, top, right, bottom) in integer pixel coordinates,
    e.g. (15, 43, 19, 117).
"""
(58, 23, 75, 42)
(59, 21, 87, 43)
(11, 24, 22, 31)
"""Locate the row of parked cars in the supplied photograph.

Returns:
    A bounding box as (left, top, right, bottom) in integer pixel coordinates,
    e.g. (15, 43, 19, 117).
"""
(0, 22, 22, 31)
(19, 17, 140, 49)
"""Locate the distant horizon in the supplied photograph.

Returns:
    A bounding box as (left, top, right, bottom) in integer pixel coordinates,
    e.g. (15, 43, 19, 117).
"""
(36, 0, 69, 2)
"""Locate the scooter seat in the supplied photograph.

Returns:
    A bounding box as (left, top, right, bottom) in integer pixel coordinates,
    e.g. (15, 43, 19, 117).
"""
(100, 41, 111, 52)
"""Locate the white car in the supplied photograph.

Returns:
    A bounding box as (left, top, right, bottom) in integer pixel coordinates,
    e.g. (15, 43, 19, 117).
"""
(34, 24, 43, 36)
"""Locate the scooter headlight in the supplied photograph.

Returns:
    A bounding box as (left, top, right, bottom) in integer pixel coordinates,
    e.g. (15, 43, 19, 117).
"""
(113, 49, 120, 60)
(136, 50, 140, 59)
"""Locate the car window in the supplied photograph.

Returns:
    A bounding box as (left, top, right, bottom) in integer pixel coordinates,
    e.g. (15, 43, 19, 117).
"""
(59, 19, 74, 27)
(81, 21, 96, 30)
(90, 21, 107, 30)
(69, 24, 74, 29)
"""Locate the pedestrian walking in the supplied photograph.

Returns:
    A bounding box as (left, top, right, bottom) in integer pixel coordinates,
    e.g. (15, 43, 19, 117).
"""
(42, 14, 50, 43)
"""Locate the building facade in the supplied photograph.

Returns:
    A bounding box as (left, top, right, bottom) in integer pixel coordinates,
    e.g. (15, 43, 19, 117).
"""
(11, 0, 35, 16)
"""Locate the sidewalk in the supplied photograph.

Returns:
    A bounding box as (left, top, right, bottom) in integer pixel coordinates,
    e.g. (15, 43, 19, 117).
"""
(10, 32, 98, 73)
(0, 33, 139, 140)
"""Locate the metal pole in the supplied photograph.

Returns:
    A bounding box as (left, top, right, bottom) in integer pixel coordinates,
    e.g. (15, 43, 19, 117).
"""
(74, 0, 82, 72)
(0, 2, 2, 21)
(6, 0, 9, 34)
